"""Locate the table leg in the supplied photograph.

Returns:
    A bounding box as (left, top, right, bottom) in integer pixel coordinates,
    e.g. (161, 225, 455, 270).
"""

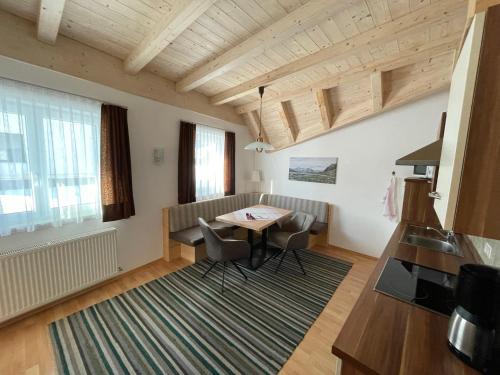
(262, 228, 268, 253)
(247, 229, 254, 261)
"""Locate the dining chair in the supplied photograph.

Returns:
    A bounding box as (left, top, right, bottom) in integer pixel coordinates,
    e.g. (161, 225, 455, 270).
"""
(198, 218, 251, 293)
(269, 212, 316, 275)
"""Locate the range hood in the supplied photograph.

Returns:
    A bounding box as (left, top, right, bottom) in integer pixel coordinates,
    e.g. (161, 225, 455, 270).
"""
(395, 138, 442, 166)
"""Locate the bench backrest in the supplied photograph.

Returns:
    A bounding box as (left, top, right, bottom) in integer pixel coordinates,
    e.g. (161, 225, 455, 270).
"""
(260, 194, 329, 223)
(169, 192, 261, 232)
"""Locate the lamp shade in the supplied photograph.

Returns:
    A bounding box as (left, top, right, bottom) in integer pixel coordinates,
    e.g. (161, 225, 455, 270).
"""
(251, 170, 261, 182)
(244, 140, 274, 152)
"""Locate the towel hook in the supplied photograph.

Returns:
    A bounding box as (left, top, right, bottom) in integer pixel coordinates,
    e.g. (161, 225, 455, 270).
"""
(392, 171, 396, 176)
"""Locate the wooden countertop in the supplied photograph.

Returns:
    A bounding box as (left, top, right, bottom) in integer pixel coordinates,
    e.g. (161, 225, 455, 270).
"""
(332, 223, 482, 375)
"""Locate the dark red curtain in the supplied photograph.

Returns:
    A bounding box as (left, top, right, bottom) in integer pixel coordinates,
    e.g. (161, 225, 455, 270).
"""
(224, 131, 235, 196)
(178, 121, 196, 204)
(100, 105, 135, 222)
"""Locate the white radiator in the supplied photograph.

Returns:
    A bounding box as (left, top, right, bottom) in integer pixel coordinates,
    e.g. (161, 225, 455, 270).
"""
(0, 228, 119, 323)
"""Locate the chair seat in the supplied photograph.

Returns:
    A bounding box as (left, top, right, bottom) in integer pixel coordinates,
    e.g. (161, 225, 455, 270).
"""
(170, 221, 235, 246)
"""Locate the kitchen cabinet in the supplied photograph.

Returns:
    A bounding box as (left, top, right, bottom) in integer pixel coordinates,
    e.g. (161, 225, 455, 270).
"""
(402, 178, 441, 227)
(433, 6, 500, 239)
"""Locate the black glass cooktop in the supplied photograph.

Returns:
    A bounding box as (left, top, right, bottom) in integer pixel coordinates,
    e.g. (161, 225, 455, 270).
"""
(374, 257, 458, 316)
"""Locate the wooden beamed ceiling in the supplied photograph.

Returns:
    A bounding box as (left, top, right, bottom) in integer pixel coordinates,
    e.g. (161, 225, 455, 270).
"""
(123, 0, 218, 74)
(0, 0, 469, 151)
(211, 0, 465, 106)
(175, 0, 351, 93)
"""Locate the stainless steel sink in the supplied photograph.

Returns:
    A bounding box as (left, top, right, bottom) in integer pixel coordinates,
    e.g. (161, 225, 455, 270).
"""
(400, 225, 464, 257)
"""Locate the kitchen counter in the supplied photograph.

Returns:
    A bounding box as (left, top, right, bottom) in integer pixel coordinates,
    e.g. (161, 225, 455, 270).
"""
(331, 223, 482, 375)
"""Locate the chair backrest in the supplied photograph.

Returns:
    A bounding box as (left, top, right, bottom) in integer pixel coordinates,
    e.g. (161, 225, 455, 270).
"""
(301, 212, 316, 231)
(287, 212, 316, 232)
(198, 218, 225, 261)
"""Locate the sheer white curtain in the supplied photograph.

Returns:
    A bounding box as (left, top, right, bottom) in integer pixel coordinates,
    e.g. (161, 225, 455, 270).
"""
(195, 124, 225, 201)
(0, 78, 102, 236)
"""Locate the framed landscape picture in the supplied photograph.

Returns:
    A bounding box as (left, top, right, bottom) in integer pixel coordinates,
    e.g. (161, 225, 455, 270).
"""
(288, 157, 338, 184)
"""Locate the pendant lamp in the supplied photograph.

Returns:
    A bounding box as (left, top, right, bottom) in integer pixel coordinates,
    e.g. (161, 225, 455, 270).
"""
(244, 86, 274, 152)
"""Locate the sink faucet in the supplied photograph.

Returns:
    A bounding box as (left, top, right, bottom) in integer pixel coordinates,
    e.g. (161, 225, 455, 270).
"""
(426, 227, 455, 242)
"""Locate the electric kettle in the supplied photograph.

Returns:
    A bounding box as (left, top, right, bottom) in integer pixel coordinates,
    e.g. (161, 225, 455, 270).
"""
(447, 263, 500, 374)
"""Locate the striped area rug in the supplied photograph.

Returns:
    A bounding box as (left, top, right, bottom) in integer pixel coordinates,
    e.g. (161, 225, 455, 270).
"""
(49, 249, 352, 375)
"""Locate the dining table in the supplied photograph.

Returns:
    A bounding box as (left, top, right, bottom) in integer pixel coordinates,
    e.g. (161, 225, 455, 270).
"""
(216, 204, 293, 270)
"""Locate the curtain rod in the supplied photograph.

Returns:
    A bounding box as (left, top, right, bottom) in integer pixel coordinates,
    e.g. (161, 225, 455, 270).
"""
(0, 76, 128, 109)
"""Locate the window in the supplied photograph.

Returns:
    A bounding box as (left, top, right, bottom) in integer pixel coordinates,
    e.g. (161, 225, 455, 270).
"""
(0, 78, 102, 236)
(195, 124, 225, 201)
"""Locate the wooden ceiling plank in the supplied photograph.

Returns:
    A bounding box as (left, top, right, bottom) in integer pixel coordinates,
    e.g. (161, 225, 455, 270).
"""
(124, 0, 216, 74)
(210, 0, 466, 105)
(235, 32, 461, 114)
(315, 88, 334, 130)
(278, 101, 297, 142)
(175, 0, 352, 93)
(37, 0, 66, 44)
(366, 0, 393, 26)
(370, 70, 384, 111)
(388, 0, 411, 19)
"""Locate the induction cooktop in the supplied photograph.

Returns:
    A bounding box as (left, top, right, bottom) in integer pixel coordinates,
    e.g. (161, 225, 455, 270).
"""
(374, 257, 458, 316)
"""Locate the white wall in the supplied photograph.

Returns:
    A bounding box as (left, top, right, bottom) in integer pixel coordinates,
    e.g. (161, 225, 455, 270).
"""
(256, 92, 449, 257)
(0, 56, 254, 271)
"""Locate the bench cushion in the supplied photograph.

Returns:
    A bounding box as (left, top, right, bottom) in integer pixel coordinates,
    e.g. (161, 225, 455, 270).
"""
(170, 221, 235, 246)
(310, 222, 328, 235)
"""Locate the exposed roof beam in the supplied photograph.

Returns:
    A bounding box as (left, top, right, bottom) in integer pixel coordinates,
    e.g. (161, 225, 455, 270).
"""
(315, 89, 334, 130)
(235, 33, 461, 114)
(210, 0, 466, 106)
(176, 0, 351, 93)
(371, 71, 384, 112)
(272, 81, 451, 152)
(278, 101, 297, 142)
(37, 0, 66, 44)
(124, 0, 216, 74)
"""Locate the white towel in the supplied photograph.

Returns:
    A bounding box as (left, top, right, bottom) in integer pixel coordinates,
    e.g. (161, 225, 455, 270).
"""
(382, 176, 397, 221)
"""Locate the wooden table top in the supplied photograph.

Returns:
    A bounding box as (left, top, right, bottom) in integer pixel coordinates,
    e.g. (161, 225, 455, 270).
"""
(332, 222, 482, 375)
(216, 204, 293, 231)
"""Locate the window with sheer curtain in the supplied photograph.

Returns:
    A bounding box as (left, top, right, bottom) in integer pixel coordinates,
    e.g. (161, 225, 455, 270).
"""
(0, 78, 102, 236)
(195, 124, 225, 201)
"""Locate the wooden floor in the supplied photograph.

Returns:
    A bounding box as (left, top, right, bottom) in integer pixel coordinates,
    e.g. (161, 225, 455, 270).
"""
(0, 246, 376, 375)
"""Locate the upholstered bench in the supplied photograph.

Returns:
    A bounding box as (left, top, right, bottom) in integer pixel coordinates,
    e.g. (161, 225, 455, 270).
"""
(162, 193, 332, 263)
(163, 193, 261, 262)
